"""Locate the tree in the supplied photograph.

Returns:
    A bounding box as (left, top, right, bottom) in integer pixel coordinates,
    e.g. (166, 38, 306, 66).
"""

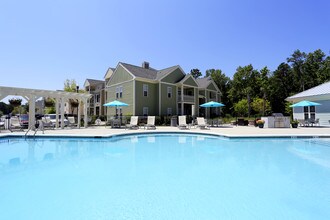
(268, 63, 294, 114)
(287, 50, 306, 91)
(251, 97, 271, 116)
(258, 67, 271, 116)
(190, 69, 202, 79)
(234, 99, 248, 117)
(205, 69, 232, 115)
(229, 65, 259, 117)
(63, 79, 81, 114)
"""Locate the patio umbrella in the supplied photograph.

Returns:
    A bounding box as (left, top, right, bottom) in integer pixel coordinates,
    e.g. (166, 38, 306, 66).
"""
(200, 101, 225, 108)
(290, 100, 321, 107)
(103, 100, 129, 107)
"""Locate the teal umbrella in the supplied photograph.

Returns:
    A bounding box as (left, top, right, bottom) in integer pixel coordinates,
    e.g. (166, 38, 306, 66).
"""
(290, 100, 321, 107)
(200, 101, 225, 108)
(103, 100, 128, 107)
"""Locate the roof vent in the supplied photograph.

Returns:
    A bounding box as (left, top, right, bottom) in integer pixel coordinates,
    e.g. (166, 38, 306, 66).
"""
(142, 61, 149, 69)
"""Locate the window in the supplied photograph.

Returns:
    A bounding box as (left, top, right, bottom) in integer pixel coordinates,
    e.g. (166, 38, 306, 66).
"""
(116, 87, 119, 99)
(304, 106, 309, 120)
(167, 87, 172, 98)
(95, 94, 100, 102)
(143, 84, 148, 97)
(119, 86, 123, 98)
(167, 108, 172, 116)
(116, 86, 123, 99)
(143, 107, 148, 116)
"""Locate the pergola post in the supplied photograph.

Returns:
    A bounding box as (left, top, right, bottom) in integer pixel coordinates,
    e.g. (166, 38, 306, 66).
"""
(28, 95, 36, 129)
(83, 98, 88, 128)
(61, 98, 65, 129)
(77, 99, 81, 128)
(55, 98, 60, 128)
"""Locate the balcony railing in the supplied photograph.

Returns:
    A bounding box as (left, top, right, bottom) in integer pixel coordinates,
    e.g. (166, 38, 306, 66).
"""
(177, 95, 195, 103)
(209, 98, 217, 102)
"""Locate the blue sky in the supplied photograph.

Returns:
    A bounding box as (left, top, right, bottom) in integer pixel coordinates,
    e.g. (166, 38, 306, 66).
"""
(1, 0, 329, 94)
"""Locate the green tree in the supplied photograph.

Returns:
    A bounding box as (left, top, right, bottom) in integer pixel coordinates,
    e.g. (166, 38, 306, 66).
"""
(268, 63, 294, 114)
(64, 79, 78, 92)
(258, 67, 271, 116)
(234, 99, 248, 117)
(287, 50, 306, 91)
(190, 69, 202, 79)
(229, 65, 259, 117)
(205, 69, 232, 115)
(251, 97, 271, 116)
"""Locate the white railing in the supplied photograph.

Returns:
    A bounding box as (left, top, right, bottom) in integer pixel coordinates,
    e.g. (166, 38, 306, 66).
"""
(177, 95, 195, 103)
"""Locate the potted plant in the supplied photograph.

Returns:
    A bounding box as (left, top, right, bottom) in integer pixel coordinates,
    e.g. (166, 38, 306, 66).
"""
(291, 120, 299, 128)
(256, 119, 265, 128)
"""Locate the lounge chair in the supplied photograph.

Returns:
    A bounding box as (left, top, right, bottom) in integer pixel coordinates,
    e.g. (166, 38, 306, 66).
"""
(178, 116, 189, 130)
(125, 116, 139, 129)
(9, 116, 23, 132)
(41, 117, 55, 129)
(196, 117, 210, 129)
(67, 116, 77, 128)
(145, 116, 156, 130)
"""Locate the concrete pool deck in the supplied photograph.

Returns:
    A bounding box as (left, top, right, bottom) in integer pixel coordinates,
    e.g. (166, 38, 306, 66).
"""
(1, 125, 330, 138)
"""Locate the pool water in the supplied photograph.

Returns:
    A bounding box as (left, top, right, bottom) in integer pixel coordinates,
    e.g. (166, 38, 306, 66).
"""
(0, 134, 330, 219)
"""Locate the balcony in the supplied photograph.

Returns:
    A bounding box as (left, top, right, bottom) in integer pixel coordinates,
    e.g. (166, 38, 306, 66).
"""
(177, 95, 195, 103)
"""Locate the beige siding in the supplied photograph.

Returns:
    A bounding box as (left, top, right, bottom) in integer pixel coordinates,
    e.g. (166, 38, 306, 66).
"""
(135, 81, 159, 116)
(108, 65, 133, 86)
(106, 81, 134, 117)
(183, 76, 198, 87)
(160, 84, 177, 115)
(161, 68, 185, 84)
(207, 83, 217, 91)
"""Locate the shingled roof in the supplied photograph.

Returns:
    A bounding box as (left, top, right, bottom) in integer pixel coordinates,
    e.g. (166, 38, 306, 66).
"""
(85, 78, 105, 86)
(121, 63, 158, 80)
(196, 77, 212, 88)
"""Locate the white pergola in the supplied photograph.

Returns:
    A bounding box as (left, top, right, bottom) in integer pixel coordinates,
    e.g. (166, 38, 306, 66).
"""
(0, 86, 92, 129)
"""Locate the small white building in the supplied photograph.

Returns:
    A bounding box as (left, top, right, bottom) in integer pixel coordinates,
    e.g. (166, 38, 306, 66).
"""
(286, 81, 330, 126)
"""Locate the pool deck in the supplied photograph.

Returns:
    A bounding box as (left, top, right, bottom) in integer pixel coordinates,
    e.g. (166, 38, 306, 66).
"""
(1, 125, 330, 138)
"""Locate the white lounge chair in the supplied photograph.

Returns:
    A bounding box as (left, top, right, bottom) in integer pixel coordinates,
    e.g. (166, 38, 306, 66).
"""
(41, 117, 55, 129)
(67, 116, 77, 128)
(178, 116, 189, 130)
(145, 116, 156, 130)
(9, 116, 23, 132)
(196, 117, 210, 129)
(125, 116, 139, 129)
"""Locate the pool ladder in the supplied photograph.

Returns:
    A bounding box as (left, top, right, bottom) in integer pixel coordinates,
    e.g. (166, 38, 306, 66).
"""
(25, 122, 44, 139)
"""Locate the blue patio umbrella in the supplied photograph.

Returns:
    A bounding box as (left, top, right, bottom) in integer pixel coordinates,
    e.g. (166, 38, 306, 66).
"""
(290, 100, 321, 107)
(103, 100, 129, 107)
(200, 101, 225, 108)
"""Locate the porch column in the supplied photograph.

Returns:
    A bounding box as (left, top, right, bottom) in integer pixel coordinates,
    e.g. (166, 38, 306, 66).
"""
(216, 93, 219, 115)
(83, 98, 88, 128)
(55, 98, 60, 128)
(77, 99, 81, 128)
(181, 85, 184, 115)
(195, 88, 198, 117)
(60, 98, 65, 129)
(204, 90, 208, 118)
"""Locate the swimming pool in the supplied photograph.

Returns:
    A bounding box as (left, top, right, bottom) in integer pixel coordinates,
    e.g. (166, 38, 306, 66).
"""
(0, 134, 330, 219)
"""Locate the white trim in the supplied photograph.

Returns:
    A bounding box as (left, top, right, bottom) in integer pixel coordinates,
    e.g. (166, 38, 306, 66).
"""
(158, 66, 186, 81)
(135, 77, 158, 84)
(119, 63, 136, 79)
(106, 79, 134, 88)
(143, 84, 149, 97)
(178, 74, 199, 87)
(167, 86, 172, 98)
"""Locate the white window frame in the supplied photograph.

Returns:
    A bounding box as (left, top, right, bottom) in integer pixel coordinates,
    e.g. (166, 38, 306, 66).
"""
(116, 87, 119, 99)
(167, 107, 172, 116)
(119, 86, 123, 98)
(143, 107, 149, 116)
(143, 84, 148, 97)
(167, 87, 172, 98)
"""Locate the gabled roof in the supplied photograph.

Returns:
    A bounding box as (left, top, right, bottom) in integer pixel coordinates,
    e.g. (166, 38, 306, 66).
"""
(84, 78, 105, 87)
(103, 67, 115, 79)
(177, 74, 199, 87)
(196, 77, 211, 88)
(120, 62, 158, 80)
(156, 65, 180, 80)
(287, 81, 330, 101)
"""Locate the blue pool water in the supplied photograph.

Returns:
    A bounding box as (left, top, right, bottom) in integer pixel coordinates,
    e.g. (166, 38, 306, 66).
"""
(0, 134, 330, 219)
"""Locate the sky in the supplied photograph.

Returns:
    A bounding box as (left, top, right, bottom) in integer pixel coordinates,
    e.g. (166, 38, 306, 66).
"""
(1, 0, 329, 95)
